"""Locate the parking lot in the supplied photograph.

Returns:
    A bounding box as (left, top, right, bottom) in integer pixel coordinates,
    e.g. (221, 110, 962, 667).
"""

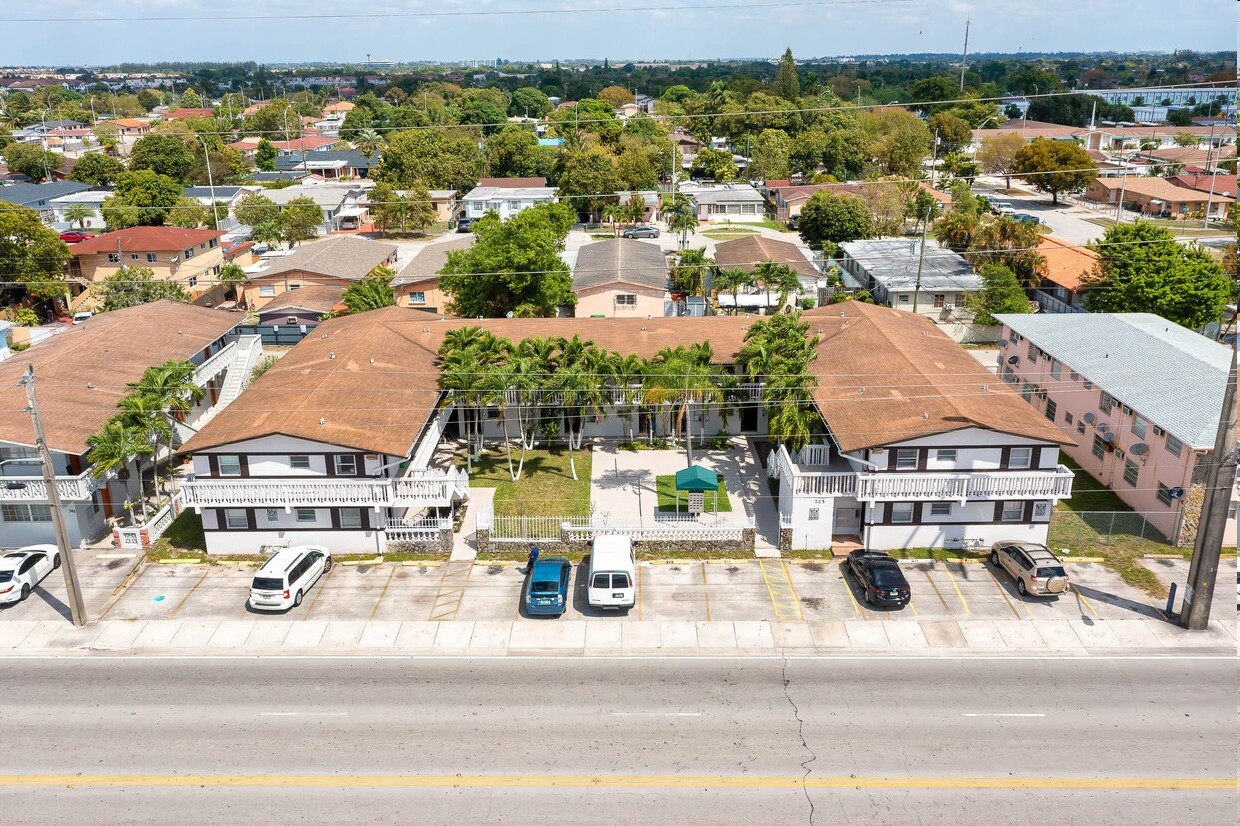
(2, 548, 1231, 626)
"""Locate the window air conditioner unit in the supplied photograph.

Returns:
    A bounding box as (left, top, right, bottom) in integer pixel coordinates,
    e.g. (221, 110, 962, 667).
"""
(1152, 426, 1165, 437)
(1083, 381, 1093, 390)
(1121, 405, 1134, 416)
(1114, 448, 1125, 459)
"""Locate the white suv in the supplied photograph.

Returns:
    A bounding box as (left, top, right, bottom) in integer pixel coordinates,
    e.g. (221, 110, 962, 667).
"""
(248, 546, 332, 611)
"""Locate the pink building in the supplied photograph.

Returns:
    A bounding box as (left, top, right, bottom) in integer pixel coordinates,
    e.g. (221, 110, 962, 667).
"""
(995, 313, 1236, 547)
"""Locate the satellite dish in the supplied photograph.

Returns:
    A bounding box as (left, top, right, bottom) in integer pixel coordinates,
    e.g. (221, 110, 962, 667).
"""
(1096, 422, 1109, 433)
(1130, 443, 1149, 456)
(1007, 355, 1019, 365)
(998, 339, 1009, 348)
(1082, 412, 1096, 424)
(1102, 431, 1116, 443)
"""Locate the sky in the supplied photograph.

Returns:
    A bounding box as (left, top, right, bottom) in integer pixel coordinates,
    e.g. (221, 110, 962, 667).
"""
(1, 0, 1233, 66)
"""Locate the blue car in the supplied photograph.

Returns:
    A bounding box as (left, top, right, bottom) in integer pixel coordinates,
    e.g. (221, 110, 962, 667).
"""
(525, 557, 572, 617)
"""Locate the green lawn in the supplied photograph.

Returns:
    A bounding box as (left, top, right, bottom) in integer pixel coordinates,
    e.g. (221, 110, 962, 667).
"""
(150, 509, 207, 558)
(654, 474, 731, 513)
(701, 229, 759, 239)
(462, 447, 592, 517)
(1049, 456, 1172, 596)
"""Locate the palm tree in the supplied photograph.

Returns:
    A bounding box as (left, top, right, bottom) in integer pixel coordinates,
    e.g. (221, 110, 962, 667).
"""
(714, 267, 755, 315)
(551, 335, 607, 481)
(85, 416, 154, 525)
(116, 394, 174, 520)
(608, 352, 648, 440)
(353, 128, 386, 162)
(601, 201, 623, 236)
(63, 203, 95, 230)
(753, 261, 802, 312)
(438, 327, 509, 472)
(643, 345, 724, 466)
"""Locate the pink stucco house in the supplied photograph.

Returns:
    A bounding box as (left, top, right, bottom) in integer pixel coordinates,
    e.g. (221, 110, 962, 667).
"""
(995, 313, 1236, 547)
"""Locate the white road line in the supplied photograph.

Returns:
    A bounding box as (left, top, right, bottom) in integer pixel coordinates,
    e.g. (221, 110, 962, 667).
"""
(259, 712, 349, 717)
(612, 712, 702, 717)
(961, 713, 1047, 718)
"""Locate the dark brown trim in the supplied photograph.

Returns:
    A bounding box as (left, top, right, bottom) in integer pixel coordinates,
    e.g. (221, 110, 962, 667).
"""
(916, 449, 928, 472)
(998, 447, 1011, 470)
(330, 508, 341, 529)
(207, 455, 218, 476)
(239, 456, 250, 479)
(246, 509, 257, 530)
(993, 501, 1005, 522)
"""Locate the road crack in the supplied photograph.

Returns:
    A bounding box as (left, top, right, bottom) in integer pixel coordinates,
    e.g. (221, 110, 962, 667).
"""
(782, 657, 817, 826)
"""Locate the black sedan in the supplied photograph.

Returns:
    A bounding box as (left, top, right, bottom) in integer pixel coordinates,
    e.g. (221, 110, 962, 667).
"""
(846, 550, 911, 608)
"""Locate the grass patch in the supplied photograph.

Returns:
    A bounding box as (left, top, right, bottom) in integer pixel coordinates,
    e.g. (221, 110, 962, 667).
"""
(149, 510, 206, 558)
(460, 447, 592, 517)
(654, 474, 731, 513)
(887, 548, 989, 561)
(701, 228, 760, 239)
(1048, 456, 1172, 596)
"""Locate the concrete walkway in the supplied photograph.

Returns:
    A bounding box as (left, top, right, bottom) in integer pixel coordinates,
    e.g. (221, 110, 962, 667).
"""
(0, 615, 1231, 657)
(589, 441, 781, 553)
(450, 487, 493, 562)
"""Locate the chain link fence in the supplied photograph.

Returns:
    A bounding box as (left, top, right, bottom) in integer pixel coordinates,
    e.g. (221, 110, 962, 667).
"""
(1049, 510, 1172, 548)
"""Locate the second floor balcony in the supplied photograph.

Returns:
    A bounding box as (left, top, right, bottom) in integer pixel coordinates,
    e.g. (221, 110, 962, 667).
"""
(180, 467, 470, 511)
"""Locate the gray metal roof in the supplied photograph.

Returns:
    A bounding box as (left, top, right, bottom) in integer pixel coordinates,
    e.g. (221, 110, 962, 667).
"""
(0, 181, 91, 206)
(995, 313, 1232, 449)
(840, 239, 982, 292)
(573, 238, 667, 292)
(684, 184, 764, 205)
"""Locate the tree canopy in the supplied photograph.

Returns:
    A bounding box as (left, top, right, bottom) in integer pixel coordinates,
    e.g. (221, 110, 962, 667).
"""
(0, 205, 72, 301)
(1012, 137, 1097, 204)
(797, 191, 875, 251)
(96, 267, 191, 312)
(68, 152, 125, 186)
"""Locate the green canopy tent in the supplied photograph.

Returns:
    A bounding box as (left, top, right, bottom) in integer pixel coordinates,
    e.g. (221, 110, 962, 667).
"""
(674, 464, 720, 515)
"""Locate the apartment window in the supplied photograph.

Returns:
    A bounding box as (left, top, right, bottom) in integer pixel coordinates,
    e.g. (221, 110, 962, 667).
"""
(1028, 343, 1043, 360)
(259, 285, 276, 297)
(183, 247, 194, 260)
(507, 200, 519, 210)
(741, 203, 758, 214)
(146, 253, 158, 263)
(1069, 371, 1079, 382)
(295, 508, 316, 523)
(1077, 421, 1087, 436)
(1156, 483, 1174, 506)
(1065, 412, 1074, 425)
(1009, 331, 1023, 345)
(107, 252, 121, 263)
(339, 508, 364, 529)
(890, 503, 915, 523)
(1002, 367, 1017, 385)
(1009, 447, 1033, 469)
(289, 455, 310, 470)
(199, 243, 206, 250)
(929, 502, 952, 517)
(1131, 416, 1148, 439)
(224, 509, 248, 529)
(932, 294, 945, 308)
(935, 449, 957, 462)
(1, 503, 51, 522)
(187, 275, 198, 289)
(409, 291, 426, 304)
(1099, 391, 1114, 414)
(0, 446, 38, 461)
(333, 455, 358, 476)
(286, 316, 299, 325)
(1000, 501, 1024, 522)
(1021, 382, 1035, 402)
(1122, 460, 1140, 487)
(898, 294, 910, 303)
(216, 455, 242, 476)
(1092, 435, 1106, 460)
(1044, 400, 1058, 422)
(130, 253, 140, 261)
(895, 449, 918, 470)
(209, 238, 218, 249)
(1165, 434, 1183, 457)
(615, 294, 637, 307)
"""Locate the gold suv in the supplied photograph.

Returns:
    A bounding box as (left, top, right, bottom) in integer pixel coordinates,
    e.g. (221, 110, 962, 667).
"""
(990, 541, 1070, 597)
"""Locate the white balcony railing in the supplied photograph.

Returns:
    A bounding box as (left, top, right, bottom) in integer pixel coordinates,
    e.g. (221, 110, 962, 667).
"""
(181, 468, 470, 511)
(854, 466, 1075, 502)
(192, 341, 236, 387)
(0, 469, 107, 502)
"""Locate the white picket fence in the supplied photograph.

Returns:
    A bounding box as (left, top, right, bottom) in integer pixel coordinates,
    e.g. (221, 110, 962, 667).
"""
(476, 506, 752, 544)
(384, 516, 451, 543)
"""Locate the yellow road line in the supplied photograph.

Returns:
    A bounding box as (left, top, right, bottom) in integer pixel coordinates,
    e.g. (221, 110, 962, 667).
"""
(759, 559, 802, 619)
(428, 562, 471, 621)
(167, 571, 209, 621)
(300, 564, 335, 620)
(1074, 586, 1100, 619)
(839, 567, 864, 618)
(2, 774, 1230, 790)
(942, 566, 972, 615)
(369, 567, 398, 622)
(921, 570, 951, 613)
(700, 563, 711, 622)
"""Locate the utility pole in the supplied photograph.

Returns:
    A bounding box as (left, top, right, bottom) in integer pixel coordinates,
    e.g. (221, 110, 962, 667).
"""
(959, 18, 970, 92)
(21, 365, 88, 627)
(1179, 343, 1238, 629)
(910, 211, 929, 314)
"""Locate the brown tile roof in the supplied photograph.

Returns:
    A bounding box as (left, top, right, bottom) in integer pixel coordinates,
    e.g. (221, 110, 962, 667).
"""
(251, 236, 398, 281)
(1037, 236, 1096, 293)
(109, 118, 149, 129)
(392, 236, 474, 287)
(1169, 173, 1237, 197)
(1091, 176, 1236, 204)
(713, 236, 820, 280)
(163, 108, 216, 119)
(802, 303, 1072, 452)
(258, 286, 345, 314)
(71, 227, 224, 255)
(573, 238, 668, 293)
(0, 302, 240, 455)
(477, 177, 548, 188)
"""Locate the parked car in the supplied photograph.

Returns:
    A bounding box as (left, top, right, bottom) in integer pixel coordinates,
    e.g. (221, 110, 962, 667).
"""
(0, 545, 60, 605)
(1011, 213, 1046, 225)
(248, 545, 332, 611)
(992, 202, 1015, 216)
(525, 556, 572, 617)
(622, 225, 660, 239)
(59, 230, 95, 243)
(990, 541, 1069, 596)
(586, 535, 636, 611)
(456, 217, 473, 233)
(845, 550, 911, 608)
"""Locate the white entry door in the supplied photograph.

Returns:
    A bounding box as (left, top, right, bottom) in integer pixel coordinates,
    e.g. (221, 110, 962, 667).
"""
(835, 507, 861, 533)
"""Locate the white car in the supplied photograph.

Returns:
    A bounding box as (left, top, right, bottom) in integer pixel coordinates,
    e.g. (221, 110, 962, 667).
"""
(0, 545, 60, 605)
(248, 545, 332, 612)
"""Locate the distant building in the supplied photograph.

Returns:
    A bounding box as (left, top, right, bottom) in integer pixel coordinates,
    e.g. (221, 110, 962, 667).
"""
(837, 238, 982, 318)
(460, 185, 557, 222)
(572, 239, 672, 318)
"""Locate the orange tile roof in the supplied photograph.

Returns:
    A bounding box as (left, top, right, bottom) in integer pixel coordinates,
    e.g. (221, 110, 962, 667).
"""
(72, 227, 224, 255)
(1036, 236, 1096, 293)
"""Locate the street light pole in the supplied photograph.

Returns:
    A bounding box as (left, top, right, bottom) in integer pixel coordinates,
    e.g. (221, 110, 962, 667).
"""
(20, 365, 88, 627)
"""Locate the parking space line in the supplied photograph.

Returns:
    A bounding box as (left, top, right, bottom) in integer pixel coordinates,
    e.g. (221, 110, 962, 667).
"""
(837, 566, 864, 618)
(987, 572, 1026, 619)
(921, 570, 951, 612)
(97, 561, 152, 621)
(369, 567, 398, 622)
(700, 563, 711, 622)
(1073, 585, 1100, 619)
(167, 571, 209, 620)
(428, 562, 471, 621)
(759, 560, 802, 619)
(301, 564, 336, 620)
(636, 565, 643, 620)
(942, 566, 972, 615)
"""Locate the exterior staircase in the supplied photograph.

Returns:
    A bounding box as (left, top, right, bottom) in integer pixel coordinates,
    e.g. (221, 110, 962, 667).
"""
(218, 335, 263, 408)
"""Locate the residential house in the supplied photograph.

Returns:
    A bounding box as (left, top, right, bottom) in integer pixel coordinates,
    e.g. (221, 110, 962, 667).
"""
(275, 151, 376, 179)
(68, 227, 226, 301)
(240, 235, 397, 310)
(460, 185, 557, 222)
(477, 177, 548, 188)
(254, 286, 344, 343)
(428, 190, 458, 223)
(613, 190, 660, 223)
(108, 119, 151, 139)
(49, 189, 110, 229)
(1169, 173, 1237, 200)
(1135, 145, 1235, 172)
(0, 181, 92, 219)
(766, 183, 863, 225)
(270, 136, 340, 155)
(572, 238, 672, 318)
(1083, 177, 1234, 220)
(837, 238, 983, 321)
(678, 182, 766, 223)
(0, 302, 250, 547)
(712, 236, 820, 312)
(162, 108, 215, 121)
(1030, 236, 1095, 314)
(994, 313, 1236, 546)
(391, 236, 473, 313)
(182, 185, 261, 230)
(263, 184, 370, 235)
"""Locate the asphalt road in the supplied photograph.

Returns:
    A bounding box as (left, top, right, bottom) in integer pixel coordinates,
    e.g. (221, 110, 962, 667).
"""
(0, 657, 1233, 824)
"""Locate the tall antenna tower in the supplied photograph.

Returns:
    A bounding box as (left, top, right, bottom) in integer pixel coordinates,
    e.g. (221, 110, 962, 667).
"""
(959, 18, 970, 91)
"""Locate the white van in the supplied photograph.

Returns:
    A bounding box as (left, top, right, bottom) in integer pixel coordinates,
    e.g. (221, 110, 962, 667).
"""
(248, 545, 331, 611)
(994, 202, 1016, 216)
(587, 535, 636, 611)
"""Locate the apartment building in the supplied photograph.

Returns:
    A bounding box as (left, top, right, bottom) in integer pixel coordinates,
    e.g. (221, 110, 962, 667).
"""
(68, 227, 226, 299)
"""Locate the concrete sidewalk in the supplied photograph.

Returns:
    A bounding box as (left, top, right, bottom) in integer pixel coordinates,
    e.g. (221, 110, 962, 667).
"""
(1, 616, 1233, 657)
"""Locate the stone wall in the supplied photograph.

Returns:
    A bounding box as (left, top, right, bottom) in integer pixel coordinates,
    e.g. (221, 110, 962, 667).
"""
(386, 528, 454, 555)
(475, 526, 755, 556)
